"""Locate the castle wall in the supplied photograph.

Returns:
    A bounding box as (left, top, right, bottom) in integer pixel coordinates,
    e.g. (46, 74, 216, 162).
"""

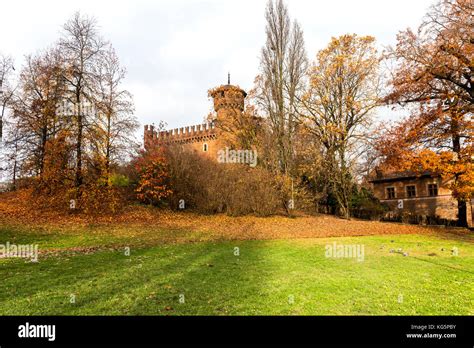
(145, 122, 215, 145)
(143, 122, 228, 162)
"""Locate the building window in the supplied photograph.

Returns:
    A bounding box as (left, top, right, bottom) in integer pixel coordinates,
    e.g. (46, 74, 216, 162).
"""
(406, 185, 416, 198)
(203, 143, 208, 152)
(428, 183, 438, 197)
(386, 187, 396, 199)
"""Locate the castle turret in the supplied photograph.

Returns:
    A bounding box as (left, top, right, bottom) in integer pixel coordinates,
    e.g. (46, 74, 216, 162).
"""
(209, 77, 247, 124)
(144, 124, 156, 150)
(143, 78, 247, 154)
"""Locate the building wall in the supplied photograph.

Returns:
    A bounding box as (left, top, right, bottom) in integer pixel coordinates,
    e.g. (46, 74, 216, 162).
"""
(144, 123, 222, 159)
(372, 176, 473, 225)
(181, 137, 221, 160)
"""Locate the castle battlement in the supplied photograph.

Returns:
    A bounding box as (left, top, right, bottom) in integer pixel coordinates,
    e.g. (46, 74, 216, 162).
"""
(144, 122, 217, 149)
(144, 82, 246, 151)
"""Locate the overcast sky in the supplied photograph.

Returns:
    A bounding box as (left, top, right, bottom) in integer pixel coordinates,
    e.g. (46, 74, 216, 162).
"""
(1, 0, 436, 136)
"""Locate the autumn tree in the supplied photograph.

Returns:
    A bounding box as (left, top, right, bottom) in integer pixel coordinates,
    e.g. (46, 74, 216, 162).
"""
(300, 35, 381, 218)
(0, 119, 26, 190)
(91, 45, 138, 182)
(254, 0, 308, 175)
(60, 12, 108, 189)
(11, 48, 66, 179)
(2, 12, 137, 213)
(134, 147, 172, 206)
(38, 130, 75, 195)
(381, 0, 473, 226)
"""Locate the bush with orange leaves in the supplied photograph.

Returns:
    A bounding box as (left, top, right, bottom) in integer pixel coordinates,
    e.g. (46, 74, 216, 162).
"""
(29, 131, 75, 211)
(133, 147, 173, 206)
(28, 131, 128, 215)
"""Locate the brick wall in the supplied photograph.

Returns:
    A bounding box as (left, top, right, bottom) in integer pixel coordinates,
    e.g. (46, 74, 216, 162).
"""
(371, 175, 473, 226)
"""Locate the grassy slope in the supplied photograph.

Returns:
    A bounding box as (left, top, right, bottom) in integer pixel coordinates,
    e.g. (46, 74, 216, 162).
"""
(0, 230, 472, 315)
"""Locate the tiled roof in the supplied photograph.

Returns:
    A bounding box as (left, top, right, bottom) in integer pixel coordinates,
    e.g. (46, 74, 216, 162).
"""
(369, 170, 438, 183)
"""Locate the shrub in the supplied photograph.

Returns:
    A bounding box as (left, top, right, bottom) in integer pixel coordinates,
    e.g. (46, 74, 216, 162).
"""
(350, 187, 388, 220)
(27, 132, 130, 215)
(164, 145, 302, 216)
(109, 173, 130, 187)
(35, 131, 75, 196)
(79, 183, 126, 216)
(133, 147, 172, 206)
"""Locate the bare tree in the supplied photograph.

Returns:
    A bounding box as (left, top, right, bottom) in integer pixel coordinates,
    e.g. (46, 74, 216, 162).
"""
(1, 119, 26, 190)
(254, 0, 308, 175)
(0, 54, 15, 144)
(285, 22, 307, 173)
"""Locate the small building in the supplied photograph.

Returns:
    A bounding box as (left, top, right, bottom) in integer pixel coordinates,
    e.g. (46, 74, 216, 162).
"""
(370, 170, 473, 227)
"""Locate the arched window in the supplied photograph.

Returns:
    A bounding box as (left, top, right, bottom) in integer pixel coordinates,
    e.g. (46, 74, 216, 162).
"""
(203, 143, 208, 152)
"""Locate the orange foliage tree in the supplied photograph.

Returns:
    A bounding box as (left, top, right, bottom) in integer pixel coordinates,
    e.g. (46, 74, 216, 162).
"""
(380, 0, 473, 226)
(300, 34, 381, 218)
(133, 147, 172, 206)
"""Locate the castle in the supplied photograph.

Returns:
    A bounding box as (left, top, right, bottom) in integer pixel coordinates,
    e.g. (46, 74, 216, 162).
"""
(144, 80, 473, 227)
(144, 80, 247, 159)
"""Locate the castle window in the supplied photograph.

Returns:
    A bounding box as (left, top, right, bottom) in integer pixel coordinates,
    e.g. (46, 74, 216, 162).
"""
(428, 183, 438, 197)
(386, 187, 395, 199)
(406, 185, 416, 198)
(203, 143, 208, 152)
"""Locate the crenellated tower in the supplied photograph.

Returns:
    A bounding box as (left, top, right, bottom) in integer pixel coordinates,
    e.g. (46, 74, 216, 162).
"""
(209, 78, 247, 125)
(144, 78, 247, 157)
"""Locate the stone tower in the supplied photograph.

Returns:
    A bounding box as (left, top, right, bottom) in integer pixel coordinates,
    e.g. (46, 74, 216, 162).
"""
(209, 80, 247, 124)
(143, 79, 247, 158)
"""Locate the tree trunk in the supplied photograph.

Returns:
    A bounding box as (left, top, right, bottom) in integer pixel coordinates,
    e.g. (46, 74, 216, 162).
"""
(457, 199, 468, 227)
(452, 121, 467, 227)
(12, 150, 18, 191)
(39, 125, 48, 178)
(105, 110, 112, 182)
(75, 97, 83, 189)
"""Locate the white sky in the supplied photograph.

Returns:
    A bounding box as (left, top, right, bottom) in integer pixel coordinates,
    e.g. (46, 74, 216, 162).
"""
(1, 0, 435, 136)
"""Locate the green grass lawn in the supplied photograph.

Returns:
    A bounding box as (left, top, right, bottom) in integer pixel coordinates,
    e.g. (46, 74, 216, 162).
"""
(0, 225, 473, 315)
